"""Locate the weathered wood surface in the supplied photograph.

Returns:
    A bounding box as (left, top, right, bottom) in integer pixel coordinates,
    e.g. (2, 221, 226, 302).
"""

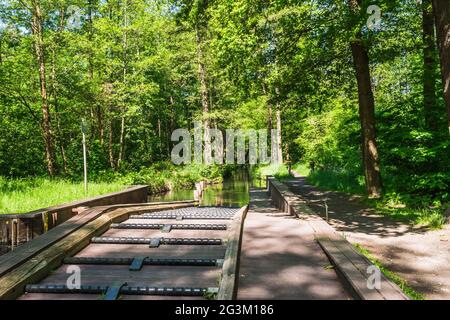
(0, 201, 194, 278)
(77, 244, 227, 259)
(217, 205, 248, 300)
(0, 203, 195, 300)
(2, 205, 244, 300)
(318, 237, 409, 300)
(39, 265, 219, 287)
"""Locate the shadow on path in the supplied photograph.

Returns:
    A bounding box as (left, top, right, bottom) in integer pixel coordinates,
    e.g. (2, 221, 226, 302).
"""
(284, 176, 450, 300)
(237, 189, 351, 300)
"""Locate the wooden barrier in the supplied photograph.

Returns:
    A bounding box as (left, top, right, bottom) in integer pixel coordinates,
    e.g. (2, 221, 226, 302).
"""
(0, 185, 148, 254)
(217, 205, 249, 300)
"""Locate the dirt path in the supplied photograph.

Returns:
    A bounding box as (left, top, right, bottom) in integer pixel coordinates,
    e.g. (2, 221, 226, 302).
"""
(284, 174, 450, 300)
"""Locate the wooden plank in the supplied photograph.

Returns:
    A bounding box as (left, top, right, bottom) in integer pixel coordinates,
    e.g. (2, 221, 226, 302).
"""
(0, 185, 148, 219)
(217, 205, 249, 300)
(18, 293, 205, 300)
(317, 237, 384, 300)
(0, 204, 192, 300)
(330, 238, 409, 300)
(75, 244, 227, 259)
(101, 228, 228, 239)
(0, 201, 194, 278)
(39, 265, 220, 288)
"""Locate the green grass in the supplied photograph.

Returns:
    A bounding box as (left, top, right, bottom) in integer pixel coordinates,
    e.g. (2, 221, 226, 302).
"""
(0, 178, 126, 214)
(257, 163, 291, 181)
(292, 163, 310, 176)
(353, 243, 425, 300)
(368, 200, 446, 230)
(307, 167, 366, 195)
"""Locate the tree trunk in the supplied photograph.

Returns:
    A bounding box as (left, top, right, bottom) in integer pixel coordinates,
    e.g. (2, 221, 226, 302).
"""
(196, 27, 211, 165)
(108, 117, 115, 170)
(423, 0, 438, 131)
(349, 0, 382, 198)
(117, 0, 128, 169)
(263, 83, 273, 130)
(49, 8, 68, 174)
(275, 86, 283, 164)
(432, 0, 450, 134)
(31, 0, 56, 176)
(50, 47, 68, 173)
(117, 116, 125, 168)
(168, 95, 175, 157)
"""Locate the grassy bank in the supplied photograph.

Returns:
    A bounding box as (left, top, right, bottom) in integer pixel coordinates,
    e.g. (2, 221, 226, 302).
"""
(0, 163, 230, 214)
(292, 163, 447, 229)
(255, 163, 291, 181)
(0, 178, 126, 214)
(109, 163, 231, 194)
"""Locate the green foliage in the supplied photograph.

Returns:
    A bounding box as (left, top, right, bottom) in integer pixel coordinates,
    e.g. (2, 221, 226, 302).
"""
(0, 0, 448, 220)
(108, 162, 227, 194)
(299, 164, 446, 228)
(256, 164, 291, 181)
(307, 168, 366, 195)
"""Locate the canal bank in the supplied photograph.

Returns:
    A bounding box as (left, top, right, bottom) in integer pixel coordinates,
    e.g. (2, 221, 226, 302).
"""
(149, 168, 260, 207)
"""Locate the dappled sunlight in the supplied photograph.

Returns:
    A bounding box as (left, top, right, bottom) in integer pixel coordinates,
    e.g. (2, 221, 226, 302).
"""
(238, 190, 350, 300)
(285, 176, 450, 299)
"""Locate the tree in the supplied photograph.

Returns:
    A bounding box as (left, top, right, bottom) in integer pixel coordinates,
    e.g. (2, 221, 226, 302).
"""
(31, 0, 56, 176)
(423, 0, 438, 131)
(432, 0, 450, 134)
(348, 0, 382, 198)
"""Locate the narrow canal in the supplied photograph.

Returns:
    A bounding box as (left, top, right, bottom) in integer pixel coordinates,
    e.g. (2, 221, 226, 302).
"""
(148, 168, 265, 207)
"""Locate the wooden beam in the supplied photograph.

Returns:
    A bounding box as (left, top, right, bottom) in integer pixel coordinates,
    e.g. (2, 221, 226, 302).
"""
(0, 201, 194, 280)
(217, 205, 248, 300)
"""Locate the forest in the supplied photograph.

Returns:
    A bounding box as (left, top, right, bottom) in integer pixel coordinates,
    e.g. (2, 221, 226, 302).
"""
(0, 0, 449, 220)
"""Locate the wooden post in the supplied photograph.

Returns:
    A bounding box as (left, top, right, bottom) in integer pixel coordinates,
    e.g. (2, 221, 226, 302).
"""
(10, 220, 14, 252)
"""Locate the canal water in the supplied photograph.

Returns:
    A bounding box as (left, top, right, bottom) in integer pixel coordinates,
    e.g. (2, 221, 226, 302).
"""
(148, 168, 266, 207)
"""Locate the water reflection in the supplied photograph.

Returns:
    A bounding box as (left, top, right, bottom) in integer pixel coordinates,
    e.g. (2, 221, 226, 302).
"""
(148, 168, 266, 207)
